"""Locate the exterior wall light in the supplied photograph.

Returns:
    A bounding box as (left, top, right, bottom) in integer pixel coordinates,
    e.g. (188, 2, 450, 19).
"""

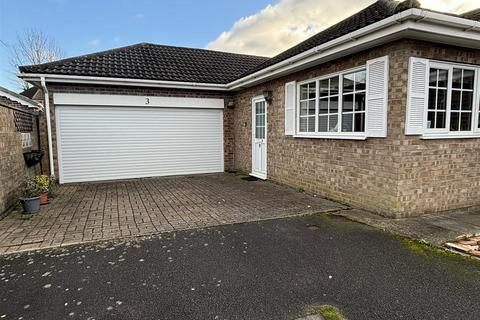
(263, 90, 273, 104)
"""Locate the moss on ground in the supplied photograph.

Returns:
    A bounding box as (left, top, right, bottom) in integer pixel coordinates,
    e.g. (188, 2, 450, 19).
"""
(16, 213, 34, 220)
(307, 305, 347, 320)
(401, 238, 480, 276)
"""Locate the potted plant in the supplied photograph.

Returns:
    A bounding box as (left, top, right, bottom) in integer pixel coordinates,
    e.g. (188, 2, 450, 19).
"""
(19, 179, 42, 214)
(34, 175, 50, 205)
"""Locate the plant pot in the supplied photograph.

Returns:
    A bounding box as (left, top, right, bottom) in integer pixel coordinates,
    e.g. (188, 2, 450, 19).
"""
(20, 196, 41, 214)
(39, 193, 49, 205)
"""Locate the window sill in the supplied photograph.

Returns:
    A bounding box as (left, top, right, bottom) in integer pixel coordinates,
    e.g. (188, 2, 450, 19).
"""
(294, 133, 367, 140)
(421, 133, 480, 140)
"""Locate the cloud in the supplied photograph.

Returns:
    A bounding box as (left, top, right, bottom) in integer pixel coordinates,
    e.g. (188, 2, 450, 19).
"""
(206, 0, 479, 57)
(420, 0, 477, 13)
(88, 38, 101, 47)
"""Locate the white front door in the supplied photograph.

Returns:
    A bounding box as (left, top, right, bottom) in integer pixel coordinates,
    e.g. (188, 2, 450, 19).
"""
(251, 97, 267, 179)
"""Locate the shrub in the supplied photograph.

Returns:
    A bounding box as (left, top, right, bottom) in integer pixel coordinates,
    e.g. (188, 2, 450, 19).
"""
(23, 179, 44, 198)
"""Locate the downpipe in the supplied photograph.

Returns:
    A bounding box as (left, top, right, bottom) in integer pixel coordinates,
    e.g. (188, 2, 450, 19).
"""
(40, 77, 55, 176)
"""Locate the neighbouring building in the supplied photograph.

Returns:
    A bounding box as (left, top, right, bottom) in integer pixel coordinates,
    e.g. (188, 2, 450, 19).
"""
(17, 0, 480, 217)
(0, 86, 43, 215)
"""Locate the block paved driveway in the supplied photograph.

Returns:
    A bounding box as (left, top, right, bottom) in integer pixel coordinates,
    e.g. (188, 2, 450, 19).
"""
(0, 174, 343, 254)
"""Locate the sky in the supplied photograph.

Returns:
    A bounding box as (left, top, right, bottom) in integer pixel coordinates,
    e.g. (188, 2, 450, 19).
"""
(0, 0, 477, 92)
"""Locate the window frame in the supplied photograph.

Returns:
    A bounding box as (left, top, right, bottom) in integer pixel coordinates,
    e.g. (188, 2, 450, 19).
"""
(476, 67, 480, 132)
(295, 66, 368, 140)
(298, 81, 317, 133)
(422, 60, 480, 139)
(318, 76, 340, 133)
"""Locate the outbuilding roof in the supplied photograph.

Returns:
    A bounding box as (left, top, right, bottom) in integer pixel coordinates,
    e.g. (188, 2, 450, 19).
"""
(0, 85, 42, 110)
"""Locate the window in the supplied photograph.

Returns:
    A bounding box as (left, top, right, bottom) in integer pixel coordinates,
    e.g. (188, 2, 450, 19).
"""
(255, 101, 266, 139)
(342, 70, 366, 132)
(299, 81, 316, 132)
(427, 67, 475, 131)
(319, 77, 339, 132)
(21, 133, 32, 148)
(425, 63, 478, 135)
(427, 68, 448, 129)
(451, 68, 474, 132)
(298, 68, 366, 136)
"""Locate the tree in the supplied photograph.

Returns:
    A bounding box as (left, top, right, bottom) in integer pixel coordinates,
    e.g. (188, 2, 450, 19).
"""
(9, 28, 63, 90)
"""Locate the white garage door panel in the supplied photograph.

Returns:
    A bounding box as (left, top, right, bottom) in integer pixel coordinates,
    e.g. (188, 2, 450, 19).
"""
(56, 106, 224, 183)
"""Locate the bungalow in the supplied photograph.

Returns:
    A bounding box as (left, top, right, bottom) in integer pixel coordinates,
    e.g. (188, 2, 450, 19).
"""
(18, 0, 480, 217)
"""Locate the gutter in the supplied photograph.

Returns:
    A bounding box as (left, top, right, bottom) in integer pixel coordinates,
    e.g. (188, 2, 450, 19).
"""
(40, 77, 55, 176)
(19, 74, 229, 91)
(18, 9, 480, 92)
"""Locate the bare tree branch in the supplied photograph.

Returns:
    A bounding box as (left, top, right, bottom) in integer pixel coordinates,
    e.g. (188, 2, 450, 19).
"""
(9, 28, 63, 90)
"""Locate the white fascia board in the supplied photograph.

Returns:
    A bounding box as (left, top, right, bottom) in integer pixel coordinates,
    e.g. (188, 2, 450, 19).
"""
(18, 73, 229, 91)
(0, 87, 42, 110)
(416, 8, 480, 30)
(53, 93, 225, 109)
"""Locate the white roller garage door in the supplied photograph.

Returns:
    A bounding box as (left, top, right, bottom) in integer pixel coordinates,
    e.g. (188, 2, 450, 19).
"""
(55, 96, 224, 183)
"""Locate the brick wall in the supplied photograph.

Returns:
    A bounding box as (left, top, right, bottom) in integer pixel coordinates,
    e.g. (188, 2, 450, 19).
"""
(232, 39, 480, 217)
(39, 84, 234, 177)
(0, 97, 41, 215)
(394, 40, 480, 215)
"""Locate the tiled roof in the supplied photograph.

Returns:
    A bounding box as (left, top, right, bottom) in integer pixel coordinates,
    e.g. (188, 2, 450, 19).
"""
(19, 44, 269, 84)
(461, 9, 480, 21)
(20, 86, 40, 99)
(19, 0, 479, 85)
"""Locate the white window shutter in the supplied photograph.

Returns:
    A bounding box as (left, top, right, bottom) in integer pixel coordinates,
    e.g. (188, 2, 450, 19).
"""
(284, 81, 296, 136)
(405, 57, 428, 135)
(366, 55, 389, 138)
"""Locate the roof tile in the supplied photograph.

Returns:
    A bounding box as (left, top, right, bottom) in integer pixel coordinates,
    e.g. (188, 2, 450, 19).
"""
(19, 43, 269, 84)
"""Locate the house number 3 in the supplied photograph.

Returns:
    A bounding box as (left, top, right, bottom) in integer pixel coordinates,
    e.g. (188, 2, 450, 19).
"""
(145, 98, 150, 104)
